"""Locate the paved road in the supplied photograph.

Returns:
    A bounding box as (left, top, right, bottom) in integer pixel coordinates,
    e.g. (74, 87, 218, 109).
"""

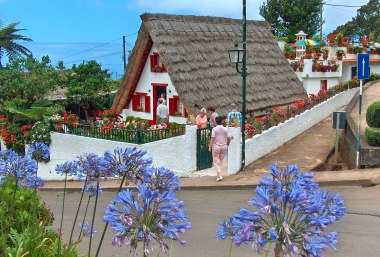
(40, 185, 380, 257)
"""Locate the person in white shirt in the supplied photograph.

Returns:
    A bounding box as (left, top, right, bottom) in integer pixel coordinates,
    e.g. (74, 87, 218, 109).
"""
(156, 98, 169, 125)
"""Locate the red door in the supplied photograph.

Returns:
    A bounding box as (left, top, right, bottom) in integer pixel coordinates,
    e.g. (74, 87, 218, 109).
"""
(152, 83, 168, 124)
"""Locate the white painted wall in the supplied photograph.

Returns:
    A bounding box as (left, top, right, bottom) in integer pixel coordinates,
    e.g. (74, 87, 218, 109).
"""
(36, 125, 197, 180)
(242, 88, 358, 166)
(122, 44, 188, 124)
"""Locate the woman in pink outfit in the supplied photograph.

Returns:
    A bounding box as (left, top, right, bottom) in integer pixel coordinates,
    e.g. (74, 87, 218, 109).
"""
(208, 116, 231, 181)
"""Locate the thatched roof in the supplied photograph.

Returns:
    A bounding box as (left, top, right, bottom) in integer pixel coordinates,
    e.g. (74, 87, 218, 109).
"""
(113, 13, 306, 115)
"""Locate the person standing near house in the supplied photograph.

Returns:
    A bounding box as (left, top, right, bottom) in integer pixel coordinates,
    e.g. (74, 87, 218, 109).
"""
(209, 116, 231, 181)
(156, 98, 169, 125)
(227, 103, 243, 126)
(207, 106, 219, 129)
(196, 108, 208, 129)
(158, 92, 167, 105)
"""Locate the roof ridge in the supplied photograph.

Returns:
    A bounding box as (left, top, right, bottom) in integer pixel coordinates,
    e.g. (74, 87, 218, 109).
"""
(140, 13, 268, 27)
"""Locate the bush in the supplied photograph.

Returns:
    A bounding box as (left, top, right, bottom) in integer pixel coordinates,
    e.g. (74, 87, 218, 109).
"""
(366, 101, 380, 128)
(365, 127, 380, 146)
(369, 73, 380, 82)
(0, 178, 54, 246)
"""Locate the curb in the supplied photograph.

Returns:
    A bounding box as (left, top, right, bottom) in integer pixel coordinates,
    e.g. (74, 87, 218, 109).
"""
(40, 178, 377, 193)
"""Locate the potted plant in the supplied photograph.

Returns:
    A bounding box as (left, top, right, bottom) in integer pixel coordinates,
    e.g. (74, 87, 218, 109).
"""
(321, 46, 329, 59)
(252, 119, 263, 134)
(298, 63, 304, 72)
(336, 49, 345, 60)
(51, 114, 63, 131)
(305, 41, 313, 59)
(330, 62, 340, 72)
(245, 123, 255, 138)
(327, 34, 336, 47)
(337, 32, 344, 47)
(361, 37, 369, 47)
(283, 43, 293, 59)
(347, 45, 354, 54)
(290, 61, 299, 71)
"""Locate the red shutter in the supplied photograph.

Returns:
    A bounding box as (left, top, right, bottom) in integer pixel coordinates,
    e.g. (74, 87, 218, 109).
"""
(183, 107, 188, 117)
(161, 64, 167, 72)
(150, 55, 158, 72)
(145, 95, 150, 113)
(132, 95, 140, 111)
(169, 98, 175, 116)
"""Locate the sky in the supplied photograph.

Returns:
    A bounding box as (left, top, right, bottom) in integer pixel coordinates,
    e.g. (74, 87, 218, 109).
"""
(0, 0, 369, 80)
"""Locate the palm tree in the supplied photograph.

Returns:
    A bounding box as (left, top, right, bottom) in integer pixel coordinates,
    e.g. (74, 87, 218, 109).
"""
(0, 21, 32, 67)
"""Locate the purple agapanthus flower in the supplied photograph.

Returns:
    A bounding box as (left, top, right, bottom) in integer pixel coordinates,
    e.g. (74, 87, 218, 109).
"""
(28, 142, 50, 162)
(82, 181, 102, 197)
(216, 163, 346, 257)
(103, 147, 152, 184)
(78, 221, 97, 238)
(0, 150, 39, 187)
(103, 185, 191, 256)
(77, 153, 111, 180)
(144, 167, 180, 192)
(55, 161, 83, 178)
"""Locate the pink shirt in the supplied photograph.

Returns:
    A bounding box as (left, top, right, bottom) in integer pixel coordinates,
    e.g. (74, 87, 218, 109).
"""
(196, 114, 208, 129)
(211, 125, 230, 150)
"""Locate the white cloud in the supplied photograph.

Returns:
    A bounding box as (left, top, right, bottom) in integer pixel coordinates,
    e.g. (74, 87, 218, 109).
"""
(133, 0, 265, 20)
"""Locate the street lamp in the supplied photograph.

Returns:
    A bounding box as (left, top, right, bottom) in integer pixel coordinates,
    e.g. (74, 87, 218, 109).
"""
(228, 0, 247, 171)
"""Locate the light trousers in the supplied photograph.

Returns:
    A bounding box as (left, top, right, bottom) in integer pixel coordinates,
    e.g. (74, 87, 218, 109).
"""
(212, 148, 226, 177)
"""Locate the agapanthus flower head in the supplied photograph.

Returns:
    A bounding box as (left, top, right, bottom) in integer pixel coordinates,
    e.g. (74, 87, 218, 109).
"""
(77, 153, 111, 180)
(144, 166, 180, 192)
(217, 163, 346, 257)
(28, 142, 50, 162)
(24, 175, 45, 189)
(82, 181, 102, 197)
(103, 185, 191, 256)
(103, 147, 152, 184)
(0, 150, 38, 186)
(55, 161, 82, 178)
(78, 221, 97, 238)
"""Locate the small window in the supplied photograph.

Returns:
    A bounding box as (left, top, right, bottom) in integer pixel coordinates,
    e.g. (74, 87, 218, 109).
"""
(132, 92, 150, 113)
(320, 80, 327, 91)
(150, 52, 167, 73)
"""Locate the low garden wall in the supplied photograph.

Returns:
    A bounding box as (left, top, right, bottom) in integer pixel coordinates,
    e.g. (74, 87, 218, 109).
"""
(238, 88, 359, 169)
(36, 125, 197, 180)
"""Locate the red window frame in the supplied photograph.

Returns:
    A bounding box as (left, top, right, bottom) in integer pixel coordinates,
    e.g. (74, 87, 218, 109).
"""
(320, 80, 327, 91)
(150, 52, 167, 73)
(132, 92, 150, 112)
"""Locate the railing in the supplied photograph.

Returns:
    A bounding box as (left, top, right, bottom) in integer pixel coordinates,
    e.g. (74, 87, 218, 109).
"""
(50, 122, 186, 144)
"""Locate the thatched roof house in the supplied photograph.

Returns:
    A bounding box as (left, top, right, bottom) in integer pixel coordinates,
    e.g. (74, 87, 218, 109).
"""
(112, 13, 306, 116)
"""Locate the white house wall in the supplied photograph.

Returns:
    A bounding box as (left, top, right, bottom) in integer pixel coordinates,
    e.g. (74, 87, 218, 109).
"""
(122, 44, 187, 124)
(302, 77, 340, 95)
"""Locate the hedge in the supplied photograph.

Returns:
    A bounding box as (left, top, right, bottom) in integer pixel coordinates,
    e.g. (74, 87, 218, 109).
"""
(365, 127, 380, 147)
(366, 101, 380, 128)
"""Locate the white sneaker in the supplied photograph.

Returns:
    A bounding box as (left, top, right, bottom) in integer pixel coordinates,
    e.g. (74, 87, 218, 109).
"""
(216, 176, 223, 181)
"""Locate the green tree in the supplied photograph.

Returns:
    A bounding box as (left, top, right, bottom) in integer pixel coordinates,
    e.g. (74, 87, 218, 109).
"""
(260, 0, 321, 42)
(64, 60, 112, 119)
(0, 56, 58, 110)
(332, 0, 380, 42)
(0, 21, 32, 67)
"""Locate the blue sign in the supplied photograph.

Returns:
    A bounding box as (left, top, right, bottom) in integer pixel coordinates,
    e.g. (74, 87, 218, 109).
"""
(357, 54, 370, 80)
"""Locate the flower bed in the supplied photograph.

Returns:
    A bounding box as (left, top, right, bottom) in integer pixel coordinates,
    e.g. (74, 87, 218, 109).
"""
(246, 78, 360, 137)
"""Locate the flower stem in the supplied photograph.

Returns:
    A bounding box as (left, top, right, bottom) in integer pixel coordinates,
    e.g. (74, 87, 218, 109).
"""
(169, 239, 174, 257)
(69, 176, 88, 244)
(1, 183, 6, 257)
(228, 240, 233, 257)
(88, 178, 99, 257)
(57, 173, 67, 257)
(6, 178, 18, 246)
(95, 175, 126, 257)
(77, 195, 91, 242)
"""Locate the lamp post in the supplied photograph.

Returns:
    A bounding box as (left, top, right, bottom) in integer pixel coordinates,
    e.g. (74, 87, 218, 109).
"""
(228, 0, 247, 171)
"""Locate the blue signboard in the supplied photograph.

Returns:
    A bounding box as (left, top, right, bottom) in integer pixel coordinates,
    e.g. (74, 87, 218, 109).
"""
(357, 54, 370, 80)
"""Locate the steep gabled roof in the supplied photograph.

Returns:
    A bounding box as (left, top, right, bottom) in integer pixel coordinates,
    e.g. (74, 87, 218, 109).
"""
(113, 13, 307, 115)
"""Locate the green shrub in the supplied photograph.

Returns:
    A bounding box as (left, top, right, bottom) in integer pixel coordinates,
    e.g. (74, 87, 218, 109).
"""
(26, 118, 52, 145)
(0, 178, 54, 246)
(365, 127, 380, 146)
(366, 101, 380, 128)
(369, 73, 380, 82)
(5, 222, 79, 257)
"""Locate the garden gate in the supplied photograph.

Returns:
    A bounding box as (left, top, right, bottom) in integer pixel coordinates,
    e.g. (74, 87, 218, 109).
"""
(196, 127, 213, 170)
